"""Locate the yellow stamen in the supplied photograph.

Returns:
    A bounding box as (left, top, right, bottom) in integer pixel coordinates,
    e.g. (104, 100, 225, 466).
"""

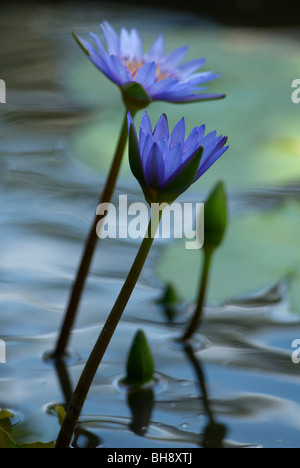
(121, 56, 174, 82)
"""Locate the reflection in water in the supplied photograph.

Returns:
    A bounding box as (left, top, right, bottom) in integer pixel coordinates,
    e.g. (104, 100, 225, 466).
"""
(183, 344, 227, 448)
(127, 387, 154, 437)
(53, 357, 102, 448)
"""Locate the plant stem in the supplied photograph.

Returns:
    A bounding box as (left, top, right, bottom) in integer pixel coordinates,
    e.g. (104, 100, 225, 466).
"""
(52, 110, 133, 359)
(55, 212, 162, 448)
(180, 248, 214, 342)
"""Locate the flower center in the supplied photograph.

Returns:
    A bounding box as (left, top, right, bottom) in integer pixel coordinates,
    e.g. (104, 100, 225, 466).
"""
(122, 57, 175, 82)
(122, 57, 145, 79)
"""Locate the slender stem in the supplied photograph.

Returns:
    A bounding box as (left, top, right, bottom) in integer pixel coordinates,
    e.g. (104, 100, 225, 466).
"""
(51, 110, 133, 359)
(180, 248, 214, 342)
(55, 212, 161, 448)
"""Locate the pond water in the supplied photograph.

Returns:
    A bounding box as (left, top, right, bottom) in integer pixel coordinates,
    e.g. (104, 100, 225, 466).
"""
(1, 2, 300, 448)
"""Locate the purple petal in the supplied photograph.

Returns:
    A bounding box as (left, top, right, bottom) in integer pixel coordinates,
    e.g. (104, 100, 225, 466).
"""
(183, 127, 200, 157)
(182, 125, 206, 160)
(196, 145, 229, 180)
(88, 55, 117, 83)
(90, 32, 108, 57)
(145, 143, 165, 189)
(147, 78, 179, 99)
(130, 28, 144, 60)
(177, 58, 206, 78)
(110, 55, 132, 84)
(170, 117, 185, 148)
(135, 62, 157, 89)
(166, 92, 226, 103)
(75, 36, 98, 57)
(140, 111, 153, 134)
(162, 45, 188, 68)
(127, 111, 136, 134)
(120, 27, 132, 58)
(89, 33, 124, 84)
(157, 136, 169, 159)
(182, 72, 221, 86)
(200, 135, 227, 165)
(101, 21, 120, 55)
(164, 143, 183, 180)
(75, 35, 114, 78)
(153, 114, 169, 142)
(147, 33, 165, 60)
(141, 133, 155, 166)
(202, 130, 217, 146)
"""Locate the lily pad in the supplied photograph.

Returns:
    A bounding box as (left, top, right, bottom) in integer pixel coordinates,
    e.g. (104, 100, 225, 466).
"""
(157, 200, 300, 312)
(0, 428, 54, 449)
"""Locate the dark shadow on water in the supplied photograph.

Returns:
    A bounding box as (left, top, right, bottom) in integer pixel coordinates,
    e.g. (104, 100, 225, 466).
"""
(52, 356, 102, 448)
(183, 343, 227, 448)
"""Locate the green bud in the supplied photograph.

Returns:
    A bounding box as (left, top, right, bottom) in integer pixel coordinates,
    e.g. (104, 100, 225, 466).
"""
(204, 181, 227, 251)
(157, 283, 179, 306)
(121, 82, 152, 114)
(156, 283, 180, 323)
(125, 330, 154, 386)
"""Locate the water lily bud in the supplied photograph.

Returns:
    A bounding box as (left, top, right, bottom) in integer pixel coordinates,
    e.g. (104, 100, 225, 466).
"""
(157, 283, 179, 306)
(204, 181, 227, 251)
(126, 330, 154, 386)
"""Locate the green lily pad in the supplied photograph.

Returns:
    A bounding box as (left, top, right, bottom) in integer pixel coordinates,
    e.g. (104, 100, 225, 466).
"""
(0, 410, 13, 421)
(0, 428, 54, 448)
(157, 200, 300, 312)
(0, 410, 13, 434)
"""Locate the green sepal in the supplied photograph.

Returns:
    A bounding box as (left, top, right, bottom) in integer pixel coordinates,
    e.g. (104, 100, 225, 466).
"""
(121, 82, 152, 114)
(125, 330, 154, 386)
(204, 181, 227, 250)
(72, 32, 90, 56)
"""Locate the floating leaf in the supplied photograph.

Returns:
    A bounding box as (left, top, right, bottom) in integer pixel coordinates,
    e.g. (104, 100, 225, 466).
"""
(0, 410, 13, 421)
(0, 428, 54, 449)
(47, 404, 66, 427)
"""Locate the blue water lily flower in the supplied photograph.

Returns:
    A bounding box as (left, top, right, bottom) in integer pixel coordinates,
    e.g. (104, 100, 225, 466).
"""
(73, 21, 225, 111)
(128, 111, 229, 204)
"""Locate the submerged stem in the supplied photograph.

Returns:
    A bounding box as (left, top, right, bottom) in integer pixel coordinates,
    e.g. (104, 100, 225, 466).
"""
(51, 110, 133, 359)
(55, 212, 162, 448)
(180, 248, 213, 342)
